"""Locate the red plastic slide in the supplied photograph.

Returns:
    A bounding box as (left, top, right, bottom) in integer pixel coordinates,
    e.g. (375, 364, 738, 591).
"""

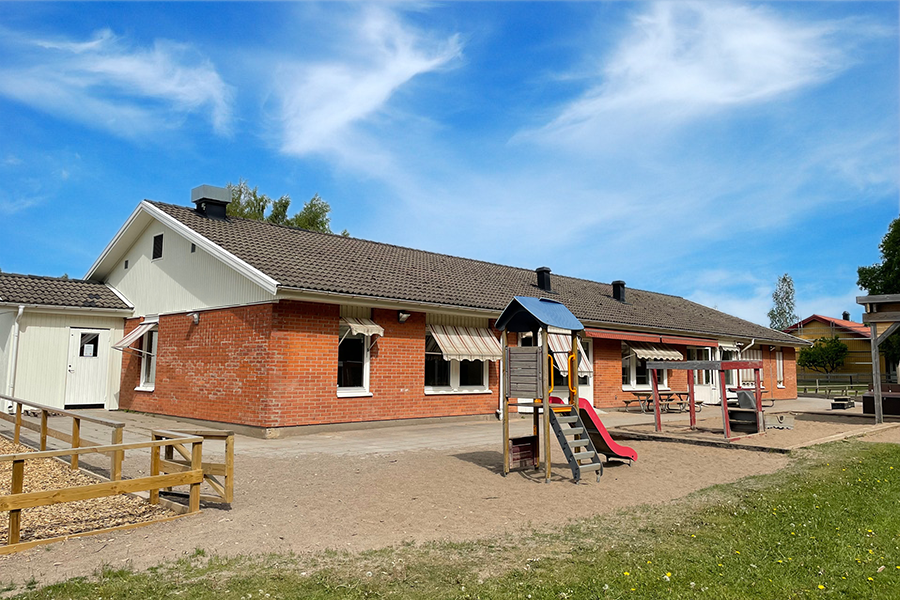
(551, 396, 638, 463)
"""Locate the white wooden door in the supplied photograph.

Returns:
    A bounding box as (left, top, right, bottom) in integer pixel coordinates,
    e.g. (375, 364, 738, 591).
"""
(688, 347, 715, 404)
(64, 328, 109, 408)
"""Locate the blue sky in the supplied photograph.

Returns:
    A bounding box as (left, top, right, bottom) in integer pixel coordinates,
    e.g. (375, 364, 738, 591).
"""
(0, 2, 897, 326)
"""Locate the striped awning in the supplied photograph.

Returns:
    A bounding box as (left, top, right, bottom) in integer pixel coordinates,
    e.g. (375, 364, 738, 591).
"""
(428, 325, 502, 362)
(628, 342, 683, 361)
(547, 333, 593, 377)
(112, 321, 156, 351)
(341, 317, 384, 337)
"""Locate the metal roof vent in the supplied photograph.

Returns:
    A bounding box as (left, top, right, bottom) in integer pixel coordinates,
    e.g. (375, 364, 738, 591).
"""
(842, 311, 851, 321)
(536, 267, 552, 292)
(612, 280, 626, 303)
(191, 185, 231, 221)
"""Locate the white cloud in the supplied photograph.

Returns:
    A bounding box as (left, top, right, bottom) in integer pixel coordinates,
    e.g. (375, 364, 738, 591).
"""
(275, 6, 461, 166)
(0, 27, 232, 138)
(526, 2, 854, 148)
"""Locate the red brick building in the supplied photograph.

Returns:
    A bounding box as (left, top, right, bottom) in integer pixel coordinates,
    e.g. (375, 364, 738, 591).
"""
(87, 186, 807, 435)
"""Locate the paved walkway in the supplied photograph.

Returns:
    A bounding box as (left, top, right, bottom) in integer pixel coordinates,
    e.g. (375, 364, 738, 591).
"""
(25, 396, 847, 458)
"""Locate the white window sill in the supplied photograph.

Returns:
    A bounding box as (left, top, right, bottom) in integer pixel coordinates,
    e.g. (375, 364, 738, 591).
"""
(337, 389, 372, 398)
(777, 385, 785, 389)
(134, 385, 155, 393)
(425, 388, 492, 395)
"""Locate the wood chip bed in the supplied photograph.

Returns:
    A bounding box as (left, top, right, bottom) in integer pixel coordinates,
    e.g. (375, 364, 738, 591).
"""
(0, 438, 174, 544)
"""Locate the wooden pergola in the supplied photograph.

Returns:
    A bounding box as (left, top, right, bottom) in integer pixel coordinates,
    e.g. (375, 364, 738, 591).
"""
(857, 293, 900, 424)
(646, 360, 765, 441)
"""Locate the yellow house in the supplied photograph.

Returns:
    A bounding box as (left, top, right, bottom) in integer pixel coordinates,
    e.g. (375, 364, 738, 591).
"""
(784, 313, 891, 384)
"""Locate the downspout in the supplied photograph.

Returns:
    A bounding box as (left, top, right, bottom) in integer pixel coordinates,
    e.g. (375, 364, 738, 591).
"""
(5, 306, 24, 412)
(740, 338, 757, 356)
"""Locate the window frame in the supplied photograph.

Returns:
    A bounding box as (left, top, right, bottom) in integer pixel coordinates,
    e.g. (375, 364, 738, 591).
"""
(337, 328, 371, 397)
(776, 350, 785, 388)
(621, 343, 668, 391)
(151, 233, 164, 261)
(424, 332, 490, 394)
(137, 329, 157, 392)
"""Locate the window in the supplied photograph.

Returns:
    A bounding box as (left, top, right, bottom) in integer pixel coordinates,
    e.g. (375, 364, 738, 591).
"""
(190, 243, 196, 253)
(776, 350, 784, 387)
(140, 330, 157, 389)
(338, 326, 370, 395)
(152, 234, 164, 260)
(740, 349, 763, 386)
(79, 332, 99, 358)
(124, 259, 129, 269)
(721, 349, 737, 386)
(424, 333, 488, 392)
(622, 343, 667, 389)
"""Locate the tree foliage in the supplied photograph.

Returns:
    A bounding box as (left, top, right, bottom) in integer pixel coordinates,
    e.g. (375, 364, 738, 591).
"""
(797, 336, 849, 374)
(858, 218, 900, 368)
(767, 273, 798, 331)
(226, 179, 349, 236)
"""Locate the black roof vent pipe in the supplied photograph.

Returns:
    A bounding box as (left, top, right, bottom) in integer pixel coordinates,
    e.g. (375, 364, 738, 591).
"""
(612, 280, 626, 303)
(191, 185, 231, 221)
(536, 267, 552, 292)
(842, 311, 851, 321)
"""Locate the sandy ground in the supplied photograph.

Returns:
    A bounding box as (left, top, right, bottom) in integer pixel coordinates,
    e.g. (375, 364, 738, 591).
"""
(1, 406, 897, 587)
(613, 412, 900, 449)
(0, 435, 792, 586)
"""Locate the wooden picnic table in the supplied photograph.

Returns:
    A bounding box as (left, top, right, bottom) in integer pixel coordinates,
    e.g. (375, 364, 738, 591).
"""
(627, 391, 699, 413)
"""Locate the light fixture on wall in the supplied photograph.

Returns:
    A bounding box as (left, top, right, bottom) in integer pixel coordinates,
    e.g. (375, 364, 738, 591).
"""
(398, 311, 411, 323)
(769, 345, 776, 352)
(188, 312, 200, 325)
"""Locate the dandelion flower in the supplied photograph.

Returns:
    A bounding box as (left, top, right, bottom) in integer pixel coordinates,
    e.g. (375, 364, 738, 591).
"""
(818, 585, 825, 589)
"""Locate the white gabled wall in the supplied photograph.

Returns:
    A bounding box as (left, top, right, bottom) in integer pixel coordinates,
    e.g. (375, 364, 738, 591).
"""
(13, 312, 124, 410)
(0, 309, 15, 396)
(105, 220, 273, 316)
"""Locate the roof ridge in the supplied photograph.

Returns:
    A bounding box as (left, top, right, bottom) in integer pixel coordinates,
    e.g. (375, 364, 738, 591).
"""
(0, 271, 101, 285)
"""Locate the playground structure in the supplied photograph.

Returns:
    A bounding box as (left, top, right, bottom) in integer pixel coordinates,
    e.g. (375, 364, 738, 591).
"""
(497, 296, 637, 483)
(645, 359, 766, 441)
(857, 293, 900, 423)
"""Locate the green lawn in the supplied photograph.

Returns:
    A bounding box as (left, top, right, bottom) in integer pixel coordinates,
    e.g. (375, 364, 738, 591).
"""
(6, 439, 900, 599)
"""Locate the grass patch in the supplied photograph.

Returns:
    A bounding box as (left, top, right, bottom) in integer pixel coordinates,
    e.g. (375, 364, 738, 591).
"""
(6, 439, 900, 599)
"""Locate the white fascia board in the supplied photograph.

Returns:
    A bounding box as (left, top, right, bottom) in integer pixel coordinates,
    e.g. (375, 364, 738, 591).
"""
(0, 302, 133, 317)
(85, 202, 148, 281)
(86, 201, 279, 296)
(106, 284, 135, 309)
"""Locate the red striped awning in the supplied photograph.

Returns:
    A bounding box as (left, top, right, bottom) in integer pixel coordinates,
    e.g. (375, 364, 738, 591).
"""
(547, 333, 593, 377)
(428, 325, 502, 362)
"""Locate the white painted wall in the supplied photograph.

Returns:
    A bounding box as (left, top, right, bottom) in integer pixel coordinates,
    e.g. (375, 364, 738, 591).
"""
(105, 220, 272, 316)
(13, 312, 124, 410)
(0, 309, 15, 396)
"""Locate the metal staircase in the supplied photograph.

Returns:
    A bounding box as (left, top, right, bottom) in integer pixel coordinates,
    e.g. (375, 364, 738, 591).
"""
(548, 404, 604, 482)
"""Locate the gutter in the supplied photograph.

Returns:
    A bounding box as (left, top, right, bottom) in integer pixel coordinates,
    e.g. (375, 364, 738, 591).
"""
(5, 306, 24, 412)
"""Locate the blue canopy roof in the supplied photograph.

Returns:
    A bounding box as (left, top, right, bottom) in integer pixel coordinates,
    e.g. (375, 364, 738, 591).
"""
(494, 296, 584, 333)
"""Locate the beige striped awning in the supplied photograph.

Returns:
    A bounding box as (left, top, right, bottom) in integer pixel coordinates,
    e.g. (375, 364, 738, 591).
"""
(428, 325, 502, 362)
(628, 342, 683, 361)
(547, 333, 593, 377)
(112, 321, 156, 351)
(340, 317, 384, 337)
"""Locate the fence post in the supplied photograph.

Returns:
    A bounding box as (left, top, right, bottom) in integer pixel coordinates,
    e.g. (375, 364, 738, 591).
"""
(224, 433, 234, 504)
(9, 459, 25, 545)
(110, 427, 123, 481)
(39, 410, 48, 451)
(149, 433, 160, 505)
(189, 440, 203, 513)
(13, 402, 22, 445)
(71, 417, 80, 470)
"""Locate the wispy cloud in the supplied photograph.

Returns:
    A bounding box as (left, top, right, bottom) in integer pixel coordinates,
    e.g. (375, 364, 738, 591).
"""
(0, 27, 232, 138)
(523, 2, 863, 149)
(274, 6, 461, 168)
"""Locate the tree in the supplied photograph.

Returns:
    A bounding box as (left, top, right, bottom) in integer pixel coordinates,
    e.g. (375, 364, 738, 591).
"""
(226, 179, 349, 236)
(767, 273, 798, 330)
(797, 336, 849, 374)
(858, 218, 900, 370)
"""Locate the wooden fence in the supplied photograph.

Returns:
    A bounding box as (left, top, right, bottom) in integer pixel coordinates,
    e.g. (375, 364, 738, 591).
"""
(1, 431, 203, 548)
(152, 428, 234, 504)
(0, 394, 126, 478)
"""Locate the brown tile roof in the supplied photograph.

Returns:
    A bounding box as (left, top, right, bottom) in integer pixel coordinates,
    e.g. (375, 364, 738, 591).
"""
(785, 314, 870, 338)
(151, 201, 805, 345)
(0, 273, 130, 310)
